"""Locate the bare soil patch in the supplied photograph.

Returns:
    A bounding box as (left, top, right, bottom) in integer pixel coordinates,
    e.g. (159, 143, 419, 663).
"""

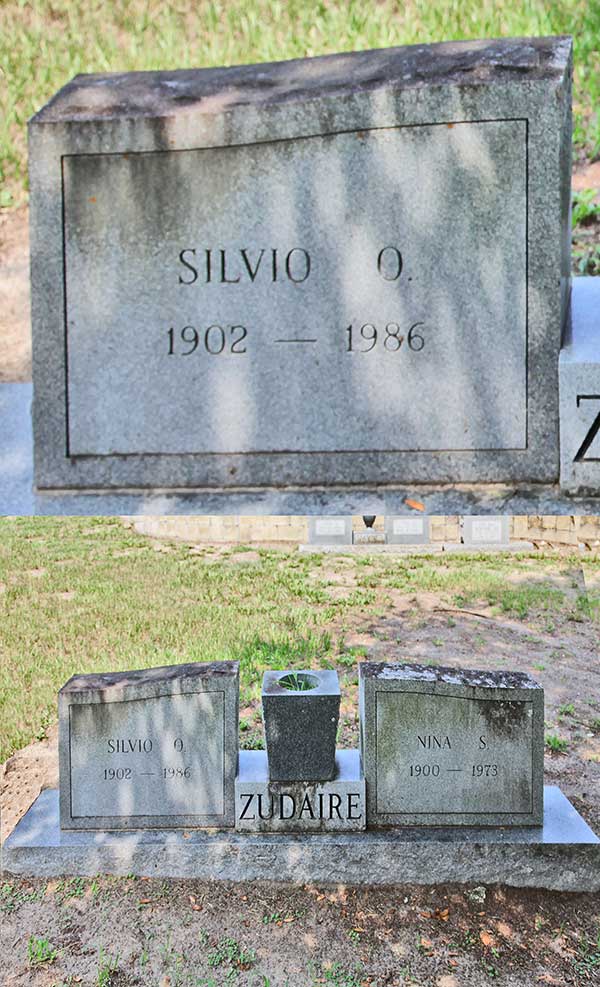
(0, 877, 598, 986)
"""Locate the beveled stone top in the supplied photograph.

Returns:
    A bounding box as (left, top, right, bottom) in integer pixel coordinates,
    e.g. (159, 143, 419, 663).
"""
(262, 669, 340, 697)
(31, 36, 571, 126)
(60, 661, 238, 695)
(360, 661, 541, 690)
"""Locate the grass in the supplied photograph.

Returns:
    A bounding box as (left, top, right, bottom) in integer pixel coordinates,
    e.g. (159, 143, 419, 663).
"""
(1, 0, 600, 208)
(96, 948, 120, 987)
(27, 935, 58, 967)
(0, 517, 598, 760)
(545, 733, 569, 753)
(207, 937, 256, 969)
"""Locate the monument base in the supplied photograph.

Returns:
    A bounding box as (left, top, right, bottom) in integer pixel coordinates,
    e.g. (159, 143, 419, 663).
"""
(2, 787, 598, 891)
(353, 531, 386, 545)
(2, 383, 600, 515)
(298, 542, 536, 555)
(235, 749, 365, 832)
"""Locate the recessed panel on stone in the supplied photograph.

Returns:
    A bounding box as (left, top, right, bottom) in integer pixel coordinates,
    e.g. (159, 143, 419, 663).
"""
(58, 661, 239, 829)
(29, 36, 572, 490)
(359, 661, 544, 826)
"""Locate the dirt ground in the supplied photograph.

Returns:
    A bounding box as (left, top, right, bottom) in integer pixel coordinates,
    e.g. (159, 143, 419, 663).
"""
(1, 548, 599, 986)
(0, 877, 599, 987)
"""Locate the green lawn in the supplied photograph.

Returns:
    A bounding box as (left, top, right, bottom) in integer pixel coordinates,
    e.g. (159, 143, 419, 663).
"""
(1, 516, 598, 761)
(1, 0, 599, 208)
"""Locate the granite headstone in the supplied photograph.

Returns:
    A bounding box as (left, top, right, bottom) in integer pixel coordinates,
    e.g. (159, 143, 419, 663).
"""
(462, 515, 510, 546)
(359, 661, 544, 827)
(58, 661, 239, 829)
(29, 37, 572, 490)
(308, 517, 353, 546)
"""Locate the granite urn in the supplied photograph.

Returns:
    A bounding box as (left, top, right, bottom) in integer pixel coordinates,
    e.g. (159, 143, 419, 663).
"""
(262, 670, 340, 781)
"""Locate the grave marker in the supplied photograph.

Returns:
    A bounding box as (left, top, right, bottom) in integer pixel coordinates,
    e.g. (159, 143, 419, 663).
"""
(29, 36, 572, 491)
(308, 517, 353, 545)
(385, 516, 430, 544)
(462, 515, 510, 546)
(58, 662, 239, 829)
(359, 661, 544, 826)
(559, 277, 600, 493)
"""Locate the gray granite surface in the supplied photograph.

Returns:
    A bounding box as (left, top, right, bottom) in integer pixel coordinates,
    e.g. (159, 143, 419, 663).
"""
(462, 515, 510, 546)
(58, 662, 239, 830)
(3, 787, 598, 890)
(28, 37, 572, 489)
(559, 275, 600, 493)
(385, 516, 430, 544)
(5, 383, 600, 514)
(308, 517, 353, 545)
(235, 749, 365, 832)
(360, 662, 544, 827)
(262, 670, 340, 781)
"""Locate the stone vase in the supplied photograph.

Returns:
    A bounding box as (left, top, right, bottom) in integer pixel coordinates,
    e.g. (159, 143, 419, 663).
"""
(261, 669, 340, 781)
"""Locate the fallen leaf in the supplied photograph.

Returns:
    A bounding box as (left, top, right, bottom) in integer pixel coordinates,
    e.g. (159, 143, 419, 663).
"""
(284, 916, 295, 923)
(480, 930, 494, 947)
(405, 498, 425, 512)
(496, 921, 513, 937)
(182, 832, 191, 839)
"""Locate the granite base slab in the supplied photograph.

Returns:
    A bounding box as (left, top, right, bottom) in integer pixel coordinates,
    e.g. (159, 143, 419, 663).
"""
(3, 405, 600, 516)
(2, 787, 598, 890)
(299, 542, 537, 555)
(2, 389, 600, 516)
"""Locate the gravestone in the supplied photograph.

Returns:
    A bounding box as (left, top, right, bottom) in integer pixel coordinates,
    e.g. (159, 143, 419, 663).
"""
(4, 658, 599, 886)
(462, 515, 510, 546)
(385, 516, 431, 545)
(559, 277, 600, 493)
(29, 36, 572, 491)
(353, 529, 386, 545)
(58, 662, 239, 829)
(308, 517, 353, 546)
(359, 661, 544, 826)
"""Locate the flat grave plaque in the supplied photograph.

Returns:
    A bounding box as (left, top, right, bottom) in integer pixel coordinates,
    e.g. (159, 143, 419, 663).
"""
(360, 661, 544, 826)
(29, 37, 572, 489)
(58, 662, 238, 829)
